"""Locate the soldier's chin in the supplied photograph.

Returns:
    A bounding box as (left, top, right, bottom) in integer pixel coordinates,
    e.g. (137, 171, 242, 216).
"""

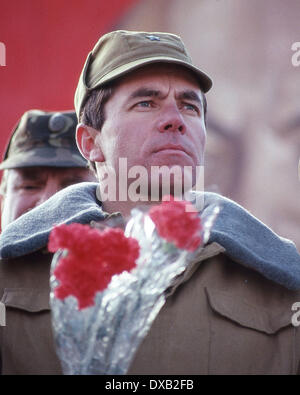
(150, 154, 194, 168)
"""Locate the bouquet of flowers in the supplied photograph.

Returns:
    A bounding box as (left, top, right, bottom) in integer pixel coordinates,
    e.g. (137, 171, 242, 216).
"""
(49, 196, 219, 375)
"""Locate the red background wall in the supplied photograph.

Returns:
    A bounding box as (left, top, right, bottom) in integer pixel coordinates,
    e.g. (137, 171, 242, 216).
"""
(0, 0, 137, 155)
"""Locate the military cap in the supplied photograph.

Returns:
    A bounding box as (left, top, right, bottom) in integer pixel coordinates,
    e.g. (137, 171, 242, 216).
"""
(74, 30, 213, 118)
(0, 110, 88, 170)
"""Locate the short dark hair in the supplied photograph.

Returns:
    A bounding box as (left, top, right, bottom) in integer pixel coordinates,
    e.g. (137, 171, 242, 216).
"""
(0, 169, 8, 195)
(80, 80, 207, 172)
(79, 85, 115, 172)
(80, 85, 115, 132)
(202, 94, 207, 122)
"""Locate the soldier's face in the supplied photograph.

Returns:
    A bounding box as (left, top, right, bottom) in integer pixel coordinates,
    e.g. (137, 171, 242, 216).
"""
(93, 64, 206, 195)
(0, 167, 96, 229)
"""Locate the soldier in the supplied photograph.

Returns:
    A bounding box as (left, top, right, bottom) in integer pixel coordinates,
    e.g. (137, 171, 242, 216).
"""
(0, 110, 96, 229)
(0, 31, 299, 375)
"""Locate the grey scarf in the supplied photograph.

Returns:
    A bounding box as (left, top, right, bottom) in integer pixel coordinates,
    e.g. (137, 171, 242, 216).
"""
(0, 182, 299, 290)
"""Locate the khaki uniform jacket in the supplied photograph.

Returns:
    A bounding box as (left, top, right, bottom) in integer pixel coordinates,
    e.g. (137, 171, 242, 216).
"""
(1, 243, 300, 375)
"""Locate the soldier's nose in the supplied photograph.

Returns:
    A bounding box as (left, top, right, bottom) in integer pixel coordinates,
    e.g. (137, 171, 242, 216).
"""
(157, 107, 186, 134)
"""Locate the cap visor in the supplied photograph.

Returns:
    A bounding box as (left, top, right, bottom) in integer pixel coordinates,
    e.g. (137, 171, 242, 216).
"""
(0, 147, 88, 170)
(92, 56, 213, 93)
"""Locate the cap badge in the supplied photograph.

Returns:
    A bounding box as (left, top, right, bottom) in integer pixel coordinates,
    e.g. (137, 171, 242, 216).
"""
(145, 35, 160, 41)
(49, 113, 67, 133)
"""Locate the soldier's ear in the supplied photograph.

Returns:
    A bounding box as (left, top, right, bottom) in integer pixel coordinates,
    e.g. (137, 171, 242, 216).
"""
(76, 124, 104, 162)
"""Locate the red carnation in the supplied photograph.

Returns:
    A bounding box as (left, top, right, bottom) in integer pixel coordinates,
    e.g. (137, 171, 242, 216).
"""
(149, 196, 203, 252)
(48, 223, 140, 309)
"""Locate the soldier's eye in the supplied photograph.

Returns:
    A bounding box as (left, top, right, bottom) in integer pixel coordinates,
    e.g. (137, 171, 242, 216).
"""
(182, 102, 199, 114)
(24, 185, 38, 189)
(134, 100, 154, 109)
(18, 183, 40, 191)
